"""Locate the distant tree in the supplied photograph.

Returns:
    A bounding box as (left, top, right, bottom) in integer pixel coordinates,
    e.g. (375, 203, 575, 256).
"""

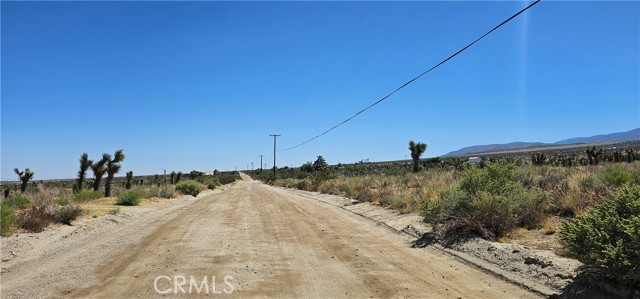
(125, 171, 133, 190)
(300, 162, 314, 173)
(104, 150, 125, 197)
(176, 172, 183, 184)
(313, 156, 328, 172)
(189, 170, 204, 179)
(75, 153, 92, 192)
(14, 168, 34, 192)
(91, 154, 110, 191)
(409, 140, 427, 173)
(586, 147, 604, 165)
(531, 152, 546, 166)
(626, 148, 636, 163)
(170, 171, 176, 184)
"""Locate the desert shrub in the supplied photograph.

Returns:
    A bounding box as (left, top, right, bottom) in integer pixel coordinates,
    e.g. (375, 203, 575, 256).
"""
(54, 196, 71, 206)
(559, 185, 640, 284)
(599, 165, 633, 187)
(175, 180, 202, 197)
(197, 176, 220, 190)
(423, 162, 549, 239)
(16, 206, 53, 232)
(52, 205, 82, 225)
(218, 173, 239, 185)
(117, 190, 142, 206)
(72, 190, 103, 202)
(159, 186, 176, 198)
(4, 193, 31, 208)
(1, 202, 15, 236)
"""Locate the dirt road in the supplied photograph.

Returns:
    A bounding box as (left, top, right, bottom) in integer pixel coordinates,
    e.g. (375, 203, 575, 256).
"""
(1, 178, 540, 298)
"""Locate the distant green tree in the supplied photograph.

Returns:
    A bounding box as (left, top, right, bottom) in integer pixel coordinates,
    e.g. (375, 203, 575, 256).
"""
(170, 171, 176, 184)
(75, 153, 91, 192)
(409, 140, 427, 173)
(14, 168, 34, 192)
(176, 172, 183, 184)
(125, 171, 133, 189)
(104, 150, 125, 197)
(300, 162, 314, 173)
(313, 156, 328, 172)
(91, 154, 110, 191)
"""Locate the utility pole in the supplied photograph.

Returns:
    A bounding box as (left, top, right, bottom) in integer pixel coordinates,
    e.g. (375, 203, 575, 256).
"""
(270, 134, 281, 179)
(251, 162, 254, 171)
(259, 155, 263, 171)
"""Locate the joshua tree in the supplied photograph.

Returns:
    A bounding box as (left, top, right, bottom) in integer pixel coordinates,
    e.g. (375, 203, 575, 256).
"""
(91, 154, 110, 191)
(585, 146, 604, 165)
(75, 153, 92, 192)
(176, 172, 183, 184)
(104, 150, 125, 197)
(531, 152, 546, 166)
(170, 171, 176, 184)
(125, 171, 133, 189)
(14, 168, 34, 192)
(625, 148, 636, 163)
(408, 140, 427, 173)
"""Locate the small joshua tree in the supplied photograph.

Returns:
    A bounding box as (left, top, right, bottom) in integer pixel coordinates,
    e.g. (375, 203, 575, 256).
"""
(170, 171, 176, 184)
(14, 168, 34, 192)
(104, 150, 125, 197)
(125, 171, 133, 190)
(409, 140, 427, 173)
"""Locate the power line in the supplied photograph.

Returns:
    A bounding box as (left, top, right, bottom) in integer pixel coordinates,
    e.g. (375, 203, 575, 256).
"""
(278, 1, 375, 134)
(280, 0, 541, 152)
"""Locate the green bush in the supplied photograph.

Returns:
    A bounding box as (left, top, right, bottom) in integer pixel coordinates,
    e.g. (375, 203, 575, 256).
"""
(198, 176, 221, 190)
(1, 202, 15, 236)
(176, 180, 202, 197)
(4, 193, 30, 208)
(117, 190, 141, 206)
(53, 205, 82, 225)
(599, 165, 633, 187)
(559, 185, 640, 284)
(72, 190, 103, 202)
(422, 162, 549, 239)
(218, 173, 239, 185)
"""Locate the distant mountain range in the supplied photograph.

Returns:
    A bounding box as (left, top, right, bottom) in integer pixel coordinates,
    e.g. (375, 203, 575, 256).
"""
(444, 128, 640, 157)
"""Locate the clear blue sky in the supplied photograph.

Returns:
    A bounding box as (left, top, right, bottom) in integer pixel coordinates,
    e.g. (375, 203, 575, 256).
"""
(2, 1, 639, 180)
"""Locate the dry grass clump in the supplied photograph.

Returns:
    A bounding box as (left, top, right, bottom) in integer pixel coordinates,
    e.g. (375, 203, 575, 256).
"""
(4, 186, 82, 233)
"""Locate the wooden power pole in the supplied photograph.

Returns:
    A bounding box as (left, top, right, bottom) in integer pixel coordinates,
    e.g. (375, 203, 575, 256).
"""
(259, 155, 264, 171)
(269, 134, 281, 179)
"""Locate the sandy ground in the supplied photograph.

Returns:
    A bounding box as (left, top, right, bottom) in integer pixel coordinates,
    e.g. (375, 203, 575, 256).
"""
(1, 177, 540, 299)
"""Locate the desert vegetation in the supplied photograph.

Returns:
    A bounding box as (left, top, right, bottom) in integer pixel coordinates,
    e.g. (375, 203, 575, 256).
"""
(1, 149, 240, 236)
(559, 184, 640, 286)
(253, 142, 640, 284)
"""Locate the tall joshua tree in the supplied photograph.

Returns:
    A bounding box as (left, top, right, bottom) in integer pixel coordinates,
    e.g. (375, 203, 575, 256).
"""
(14, 168, 34, 192)
(409, 140, 427, 173)
(91, 154, 110, 191)
(104, 149, 125, 197)
(76, 153, 92, 192)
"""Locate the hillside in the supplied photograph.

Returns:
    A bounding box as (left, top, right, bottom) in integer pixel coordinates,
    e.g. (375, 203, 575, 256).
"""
(444, 128, 640, 157)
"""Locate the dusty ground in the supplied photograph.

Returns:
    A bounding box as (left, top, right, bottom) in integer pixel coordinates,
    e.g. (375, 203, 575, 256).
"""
(1, 177, 540, 299)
